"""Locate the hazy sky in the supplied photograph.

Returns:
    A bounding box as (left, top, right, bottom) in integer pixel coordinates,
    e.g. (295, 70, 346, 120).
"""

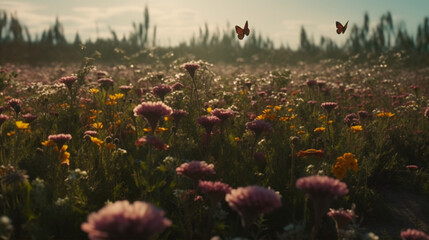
(1, 0, 429, 49)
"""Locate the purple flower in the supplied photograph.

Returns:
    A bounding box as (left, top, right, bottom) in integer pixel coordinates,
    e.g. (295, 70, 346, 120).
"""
(183, 62, 200, 79)
(171, 82, 184, 91)
(296, 175, 348, 200)
(211, 108, 234, 121)
(97, 78, 114, 90)
(0, 114, 9, 126)
(343, 113, 360, 127)
(59, 76, 77, 90)
(245, 120, 273, 136)
(22, 113, 37, 123)
(171, 109, 188, 126)
(81, 200, 171, 240)
(225, 186, 282, 228)
(48, 134, 72, 148)
(135, 135, 169, 151)
(400, 229, 429, 240)
(327, 208, 358, 230)
(321, 102, 338, 113)
(133, 102, 172, 133)
(176, 161, 215, 182)
(152, 84, 172, 101)
(198, 180, 232, 203)
(197, 115, 221, 134)
(307, 100, 318, 105)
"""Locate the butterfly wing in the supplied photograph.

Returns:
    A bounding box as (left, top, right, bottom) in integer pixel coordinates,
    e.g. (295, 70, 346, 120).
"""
(342, 21, 349, 34)
(336, 21, 344, 34)
(244, 20, 250, 36)
(235, 25, 244, 40)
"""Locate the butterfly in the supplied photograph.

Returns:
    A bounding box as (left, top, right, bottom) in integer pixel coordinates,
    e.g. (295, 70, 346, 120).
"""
(336, 21, 349, 34)
(235, 21, 250, 40)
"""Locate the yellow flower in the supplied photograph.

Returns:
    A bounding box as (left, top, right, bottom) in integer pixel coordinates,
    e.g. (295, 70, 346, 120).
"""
(105, 143, 116, 150)
(89, 115, 97, 120)
(90, 109, 102, 114)
(164, 116, 170, 121)
(105, 100, 117, 106)
(297, 130, 305, 135)
(7, 131, 16, 137)
(206, 107, 212, 113)
(328, 120, 333, 124)
(314, 127, 325, 133)
(240, 89, 247, 95)
(289, 125, 295, 130)
(60, 103, 70, 109)
(279, 116, 289, 122)
(262, 109, 272, 114)
(350, 125, 363, 133)
(108, 93, 124, 100)
(93, 122, 103, 129)
(90, 137, 104, 149)
(332, 153, 358, 179)
(16, 121, 29, 130)
(290, 115, 296, 120)
(319, 115, 327, 120)
(274, 106, 282, 111)
(115, 119, 121, 125)
(41, 140, 55, 147)
(90, 88, 99, 94)
(288, 108, 293, 112)
(377, 112, 395, 118)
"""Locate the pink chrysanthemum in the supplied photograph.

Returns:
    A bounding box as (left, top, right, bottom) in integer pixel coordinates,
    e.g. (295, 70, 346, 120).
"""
(225, 185, 282, 228)
(152, 84, 172, 101)
(182, 62, 200, 79)
(171, 109, 188, 126)
(176, 161, 215, 182)
(81, 200, 171, 240)
(22, 113, 37, 123)
(321, 102, 338, 113)
(133, 101, 172, 132)
(400, 229, 429, 240)
(296, 175, 348, 200)
(327, 208, 358, 230)
(198, 180, 232, 203)
(97, 78, 114, 89)
(48, 134, 72, 148)
(0, 114, 9, 126)
(197, 115, 221, 134)
(59, 76, 78, 90)
(135, 135, 169, 151)
(245, 120, 273, 136)
(211, 108, 234, 121)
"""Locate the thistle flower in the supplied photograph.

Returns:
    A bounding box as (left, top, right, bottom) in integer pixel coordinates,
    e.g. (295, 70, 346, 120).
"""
(183, 62, 200, 79)
(400, 229, 429, 240)
(59, 76, 77, 91)
(48, 134, 72, 149)
(135, 135, 169, 151)
(225, 185, 282, 228)
(22, 113, 37, 123)
(321, 102, 338, 113)
(198, 180, 232, 204)
(133, 102, 172, 133)
(197, 115, 221, 134)
(152, 84, 172, 101)
(81, 200, 171, 240)
(343, 113, 360, 127)
(211, 108, 234, 121)
(176, 161, 215, 182)
(0, 114, 9, 127)
(245, 119, 273, 137)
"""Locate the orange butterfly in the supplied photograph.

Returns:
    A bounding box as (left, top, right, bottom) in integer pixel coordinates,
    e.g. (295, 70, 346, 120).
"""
(235, 21, 250, 40)
(336, 21, 349, 34)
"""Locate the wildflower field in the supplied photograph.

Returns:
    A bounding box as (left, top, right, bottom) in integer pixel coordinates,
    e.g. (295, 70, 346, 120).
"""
(1, 51, 429, 240)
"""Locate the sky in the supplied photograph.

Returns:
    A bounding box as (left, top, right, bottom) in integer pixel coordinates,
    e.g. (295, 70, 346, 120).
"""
(1, 0, 429, 49)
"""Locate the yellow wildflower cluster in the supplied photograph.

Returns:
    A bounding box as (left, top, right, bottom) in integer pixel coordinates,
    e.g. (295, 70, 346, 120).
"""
(350, 125, 363, 133)
(313, 127, 325, 133)
(332, 153, 358, 180)
(41, 140, 70, 166)
(377, 111, 395, 118)
(90, 88, 99, 94)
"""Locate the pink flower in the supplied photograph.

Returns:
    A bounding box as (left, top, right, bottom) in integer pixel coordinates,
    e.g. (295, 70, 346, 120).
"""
(84, 130, 98, 137)
(183, 62, 200, 79)
(306, 79, 317, 87)
(245, 120, 273, 136)
(225, 186, 282, 228)
(296, 175, 348, 200)
(81, 200, 171, 240)
(0, 114, 9, 126)
(97, 78, 114, 90)
(135, 135, 169, 151)
(424, 108, 429, 119)
(327, 208, 358, 230)
(211, 108, 234, 121)
(198, 180, 232, 203)
(400, 229, 429, 240)
(152, 84, 172, 101)
(406, 165, 418, 171)
(176, 161, 215, 182)
(8, 98, 22, 114)
(197, 115, 221, 134)
(171, 109, 188, 126)
(59, 76, 77, 90)
(133, 102, 172, 132)
(171, 82, 184, 91)
(48, 134, 72, 148)
(119, 85, 133, 94)
(321, 102, 338, 113)
(22, 113, 37, 123)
